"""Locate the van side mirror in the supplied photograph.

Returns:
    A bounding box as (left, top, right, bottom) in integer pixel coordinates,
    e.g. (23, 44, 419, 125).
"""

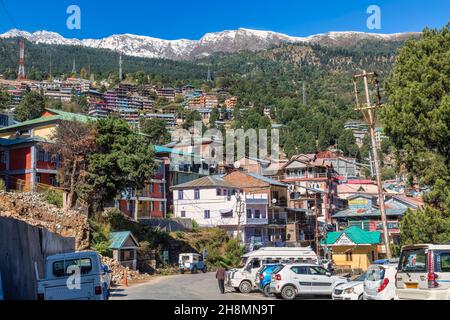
(326, 272, 331, 277)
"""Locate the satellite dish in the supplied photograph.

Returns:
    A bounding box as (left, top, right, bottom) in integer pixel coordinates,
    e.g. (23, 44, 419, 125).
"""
(272, 198, 277, 204)
(234, 161, 241, 169)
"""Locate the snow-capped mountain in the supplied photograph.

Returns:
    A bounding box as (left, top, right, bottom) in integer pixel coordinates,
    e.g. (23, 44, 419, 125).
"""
(0, 28, 419, 60)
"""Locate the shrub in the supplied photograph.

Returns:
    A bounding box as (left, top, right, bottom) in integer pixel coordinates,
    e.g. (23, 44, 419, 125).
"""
(44, 188, 63, 208)
(192, 220, 200, 233)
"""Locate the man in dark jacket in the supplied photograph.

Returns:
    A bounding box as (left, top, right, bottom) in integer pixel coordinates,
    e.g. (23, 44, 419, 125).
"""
(216, 267, 226, 294)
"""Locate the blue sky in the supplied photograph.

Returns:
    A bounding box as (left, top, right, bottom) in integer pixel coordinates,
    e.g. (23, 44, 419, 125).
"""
(0, 0, 449, 39)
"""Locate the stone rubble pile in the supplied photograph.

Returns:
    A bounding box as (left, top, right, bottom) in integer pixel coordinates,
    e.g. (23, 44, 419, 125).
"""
(101, 256, 152, 285)
(0, 191, 90, 250)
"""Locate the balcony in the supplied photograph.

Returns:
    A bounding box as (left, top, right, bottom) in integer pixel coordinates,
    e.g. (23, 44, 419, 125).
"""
(245, 217, 269, 225)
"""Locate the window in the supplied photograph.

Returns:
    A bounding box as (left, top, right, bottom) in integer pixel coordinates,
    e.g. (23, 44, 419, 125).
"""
(221, 210, 233, 218)
(346, 252, 353, 261)
(216, 188, 221, 196)
(251, 259, 261, 269)
(150, 183, 154, 193)
(261, 210, 266, 219)
(194, 189, 200, 200)
(247, 209, 252, 219)
(52, 258, 92, 278)
(438, 252, 450, 272)
(37, 149, 45, 162)
(0, 151, 5, 164)
(291, 266, 309, 275)
(35, 173, 41, 183)
(180, 210, 186, 218)
(178, 190, 184, 200)
(399, 249, 427, 272)
(50, 175, 58, 187)
(254, 210, 261, 219)
(120, 249, 135, 261)
(204, 210, 210, 219)
(309, 266, 327, 276)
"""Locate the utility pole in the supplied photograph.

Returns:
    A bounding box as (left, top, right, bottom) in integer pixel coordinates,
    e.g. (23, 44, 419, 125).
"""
(353, 70, 392, 259)
(314, 192, 319, 256)
(235, 192, 245, 245)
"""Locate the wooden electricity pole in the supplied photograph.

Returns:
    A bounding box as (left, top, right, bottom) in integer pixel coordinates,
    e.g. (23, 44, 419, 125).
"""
(353, 70, 392, 259)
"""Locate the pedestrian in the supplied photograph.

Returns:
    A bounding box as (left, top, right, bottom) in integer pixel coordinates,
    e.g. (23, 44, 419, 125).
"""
(327, 259, 335, 275)
(216, 266, 226, 294)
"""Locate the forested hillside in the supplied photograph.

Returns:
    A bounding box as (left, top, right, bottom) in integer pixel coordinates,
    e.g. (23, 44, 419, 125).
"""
(0, 36, 413, 160)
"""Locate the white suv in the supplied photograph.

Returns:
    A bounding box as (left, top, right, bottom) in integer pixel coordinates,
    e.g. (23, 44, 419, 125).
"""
(269, 263, 348, 300)
(396, 244, 450, 300)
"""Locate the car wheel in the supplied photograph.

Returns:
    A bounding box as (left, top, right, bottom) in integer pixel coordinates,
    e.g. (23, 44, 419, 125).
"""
(281, 285, 296, 300)
(358, 294, 364, 300)
(263, 284, 274, 297)
(192, 267, 198, 274)
(202, 266, 207, 273)
(238, 280, 252, 294)
(180, 269, 185, 274)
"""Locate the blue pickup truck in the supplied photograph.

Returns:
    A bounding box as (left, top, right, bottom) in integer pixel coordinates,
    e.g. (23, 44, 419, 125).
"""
(179, 253, 207, 274)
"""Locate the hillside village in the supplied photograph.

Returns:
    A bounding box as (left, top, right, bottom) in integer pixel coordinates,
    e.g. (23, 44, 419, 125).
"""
(0, 21, 448, 302)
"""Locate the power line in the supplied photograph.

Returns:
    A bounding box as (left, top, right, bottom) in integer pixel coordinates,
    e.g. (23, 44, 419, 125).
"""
(0, 0, 18, 28)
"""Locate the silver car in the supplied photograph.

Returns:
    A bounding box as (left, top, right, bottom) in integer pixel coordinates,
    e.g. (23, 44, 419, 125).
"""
(269, 263, 348, 300)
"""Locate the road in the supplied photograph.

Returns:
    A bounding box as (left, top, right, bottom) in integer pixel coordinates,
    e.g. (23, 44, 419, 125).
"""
(111, 272, 326, 300)
(110, 272, 271, 300)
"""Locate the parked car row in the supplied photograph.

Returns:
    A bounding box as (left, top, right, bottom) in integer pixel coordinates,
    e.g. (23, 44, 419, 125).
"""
(228, 243, 450, 300)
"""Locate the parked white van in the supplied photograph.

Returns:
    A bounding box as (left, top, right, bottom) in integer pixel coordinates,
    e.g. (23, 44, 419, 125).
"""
(226, 247, 318, 293)
(37, 251, 109, 300)
(396, 244, 450, 300)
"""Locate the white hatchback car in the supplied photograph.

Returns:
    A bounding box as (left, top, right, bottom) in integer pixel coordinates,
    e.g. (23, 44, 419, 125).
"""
(332, 272, 367, 300)
(363, 263, 398, 300)
(269, 263, 348, 300)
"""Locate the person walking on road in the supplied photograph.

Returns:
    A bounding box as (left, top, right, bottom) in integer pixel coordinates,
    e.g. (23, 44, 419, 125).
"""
(216, 266, 226, 294)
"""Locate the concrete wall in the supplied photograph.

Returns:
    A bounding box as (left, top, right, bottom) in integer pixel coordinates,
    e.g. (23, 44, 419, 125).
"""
(0, 217, 75, 300)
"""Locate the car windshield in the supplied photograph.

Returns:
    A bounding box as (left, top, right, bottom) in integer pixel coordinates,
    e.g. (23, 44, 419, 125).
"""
(239, 257, 249, 268)
(354, 272, 368, 281)
(399, 249, 427, 272)
(366, 267, 385, 281)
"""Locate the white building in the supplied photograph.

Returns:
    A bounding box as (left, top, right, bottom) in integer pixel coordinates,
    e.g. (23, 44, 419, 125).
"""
(172, 175, 268, 243)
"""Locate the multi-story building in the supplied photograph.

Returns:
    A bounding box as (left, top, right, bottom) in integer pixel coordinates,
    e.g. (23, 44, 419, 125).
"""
(140, 113, 176, 127)
(172, 175, 269, 245)
(223, 170, 289, 243)
(156, 88, 176, 101)
(344, 120, 369, 147)
(117, 159, 167, 220)
(201, 94, 218, 109)
(224, 96, 238, 109)
(0, 108, 93, 191)
(316, 150, 357, 178)
(274, 154, 339, 223)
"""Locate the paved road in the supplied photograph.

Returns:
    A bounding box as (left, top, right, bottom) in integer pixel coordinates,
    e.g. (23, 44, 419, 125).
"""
(111, 272, 328, 300)
(111, 272, 272, 300)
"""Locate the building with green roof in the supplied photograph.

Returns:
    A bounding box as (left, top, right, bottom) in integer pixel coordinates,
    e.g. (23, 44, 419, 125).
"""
(321, 226, 382, 271)
(109, 231, 139, 270)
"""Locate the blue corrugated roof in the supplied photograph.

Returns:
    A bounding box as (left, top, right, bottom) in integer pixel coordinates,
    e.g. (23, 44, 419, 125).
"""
(109, 231, 138, 249)
(0, 137, 46, 146)
(246, 172, 287, 187)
